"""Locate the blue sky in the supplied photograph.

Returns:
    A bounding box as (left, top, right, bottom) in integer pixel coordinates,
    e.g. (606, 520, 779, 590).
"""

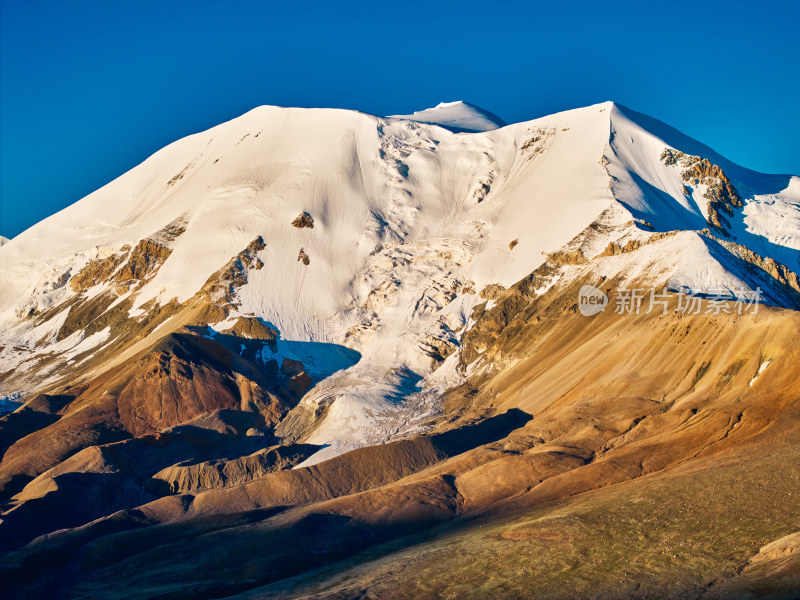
(1, 0, 798, 238)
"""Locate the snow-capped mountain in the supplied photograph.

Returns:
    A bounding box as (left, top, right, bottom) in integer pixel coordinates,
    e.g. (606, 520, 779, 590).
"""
(2, 100, 799, 599)
(0, 100, 798, 463)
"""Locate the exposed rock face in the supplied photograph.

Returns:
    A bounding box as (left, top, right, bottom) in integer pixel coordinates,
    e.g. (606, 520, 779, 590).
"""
(69, 217, 187, 293)
(661, 148, 743, 231)
(602, 238, 642, 256)
(33, 218, 193, 346)
(700, 229, 800, 295)
(479, 283, 506, 300)
(69, 248, 130, 292)
(520, 126, 555, 159)
(291, 212, 315, 229)
(297, 247, 310, 265)
(600, 231, 677, 256)
(419, 336, 458, 366)
(548, 248, 587, 265)
(198, 236, 266, 306)
(54, 290, 119, 341)
(112, 238, 173, 285)
(660, 148, 678, 166)
(473, 179, 492, 202)
(707, 530, 800, 598)
(459, 282, 532, 369)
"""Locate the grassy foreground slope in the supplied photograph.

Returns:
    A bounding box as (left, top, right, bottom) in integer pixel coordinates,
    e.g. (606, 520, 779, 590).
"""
(244, 442, 800, 599)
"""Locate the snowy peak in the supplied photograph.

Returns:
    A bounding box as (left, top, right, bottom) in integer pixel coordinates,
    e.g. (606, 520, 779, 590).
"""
(388, 100, 506, 132)
(0, 236, 8, 246)
(604, 103, 800, 268)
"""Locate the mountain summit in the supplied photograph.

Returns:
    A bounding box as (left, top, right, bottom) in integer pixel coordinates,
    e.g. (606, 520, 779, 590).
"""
(0, 101, 799, 599)
(389, 100, 507, 132)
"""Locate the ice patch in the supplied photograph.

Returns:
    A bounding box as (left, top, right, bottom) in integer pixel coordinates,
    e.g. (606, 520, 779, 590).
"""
(749, 359, 772, 387)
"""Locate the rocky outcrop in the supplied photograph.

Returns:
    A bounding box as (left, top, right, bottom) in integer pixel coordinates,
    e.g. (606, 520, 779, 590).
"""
(67, 237, 172, 293)
(700, 229, 800, 294)
(601, 239, 641, 256)
(479, 283, 506, 300)
(749, 531, 800, 564)
(661, 148, 743, 231)
(419, 336, 458, 365)
(291, 212, 315, 229)
(548, 248, 587, 265)
(69, 217, 186, 293)
(600, 231, 677, 256)
(520, 126, 555, 160)
(112, 238, 173, 285)
(54, 290, 119, 341)
(69, 247, 130, 292)
(473, 178, 492, 202)
(198, 236, 266, 306)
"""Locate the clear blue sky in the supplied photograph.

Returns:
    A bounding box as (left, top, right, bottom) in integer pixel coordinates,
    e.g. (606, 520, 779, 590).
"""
(1, 0, 798, 238)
